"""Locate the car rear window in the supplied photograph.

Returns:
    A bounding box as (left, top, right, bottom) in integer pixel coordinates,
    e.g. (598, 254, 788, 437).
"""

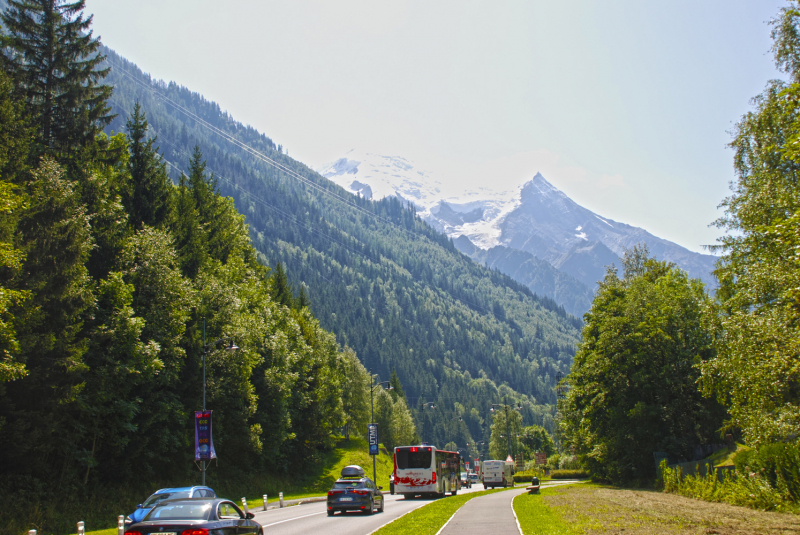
(145, 502, 212, 521)
(333, 481, 364, 488)
(143, 491, 191, 507)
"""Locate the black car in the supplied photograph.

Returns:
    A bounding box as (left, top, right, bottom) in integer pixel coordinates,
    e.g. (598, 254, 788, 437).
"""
(327, 465, 384, 516)
(125, 498, 261, 535)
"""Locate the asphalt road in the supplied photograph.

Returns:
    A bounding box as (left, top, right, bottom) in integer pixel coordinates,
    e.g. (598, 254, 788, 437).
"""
(252, 481, 582, 535)
(251, 484, 488, 535)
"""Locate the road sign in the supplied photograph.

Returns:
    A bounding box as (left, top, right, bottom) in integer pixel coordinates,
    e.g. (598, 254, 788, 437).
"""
(194, 411, 217, 461)
(534, 452, 547, 465)
(368, 423, 379, 455)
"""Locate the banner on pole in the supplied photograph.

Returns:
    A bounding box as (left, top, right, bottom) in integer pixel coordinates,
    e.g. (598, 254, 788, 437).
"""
(368, 423, 379, 455)
(195, 411, 217, 461)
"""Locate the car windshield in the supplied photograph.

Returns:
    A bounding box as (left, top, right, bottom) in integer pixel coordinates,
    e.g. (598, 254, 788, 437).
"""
(143, 491, 191, 507)
(396, 449, 432, 469)
(145, 502, 212, 521)
(333, 481, 364, 489)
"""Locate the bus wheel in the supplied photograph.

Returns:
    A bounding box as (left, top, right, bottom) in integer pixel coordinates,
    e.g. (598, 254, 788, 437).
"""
(451, 489, 458, 496)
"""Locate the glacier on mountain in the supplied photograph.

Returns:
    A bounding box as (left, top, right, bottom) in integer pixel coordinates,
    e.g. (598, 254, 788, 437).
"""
(319, 151, 718, 293)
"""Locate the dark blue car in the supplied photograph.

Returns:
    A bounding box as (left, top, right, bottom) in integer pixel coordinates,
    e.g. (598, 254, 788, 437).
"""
(125, 486, 216, 525)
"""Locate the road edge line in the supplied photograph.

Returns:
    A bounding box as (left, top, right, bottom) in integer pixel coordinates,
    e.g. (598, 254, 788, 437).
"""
(511, 492, 523, 535)
(365, 499, 430, 535)
(434, 506, 461, 535)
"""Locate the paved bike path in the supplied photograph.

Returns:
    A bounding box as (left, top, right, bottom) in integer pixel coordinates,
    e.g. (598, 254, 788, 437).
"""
(438, 487, 527, 534)
(438, 481, 582, 535)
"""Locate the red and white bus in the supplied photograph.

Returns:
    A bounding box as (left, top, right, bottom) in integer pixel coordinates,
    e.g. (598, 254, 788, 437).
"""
(393, 445, 460, 498)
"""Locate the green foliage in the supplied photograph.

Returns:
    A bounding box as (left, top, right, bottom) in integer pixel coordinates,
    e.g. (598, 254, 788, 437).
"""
(340, 347, 370, 439)
(732, 443, 800, 503)
(559, 246, 724, 485)
(374, 386, 418, 451)
(489, 404, 523, 460)
(701, 2, 800, 446)
(550, 470, 588, 480)
(520, 425, 556, 456)
(101, 47, 583, 449)
(1, 0, 113, 157)
(125, 102, 171, 229)
(659, 460, 796, 512)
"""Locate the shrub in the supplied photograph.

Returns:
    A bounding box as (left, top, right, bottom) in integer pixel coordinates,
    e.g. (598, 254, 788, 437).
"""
(513, 474, 533, 483)
(734, 443, 800, 502)
(550, 469, 588, 479)
(658, 459, 797, 512)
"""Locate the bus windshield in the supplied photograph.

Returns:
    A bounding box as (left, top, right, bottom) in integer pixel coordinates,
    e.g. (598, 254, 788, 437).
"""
(396, 448, 432, 469)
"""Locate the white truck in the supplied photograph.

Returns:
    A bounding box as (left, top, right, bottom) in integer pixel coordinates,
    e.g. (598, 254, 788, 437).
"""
(482, 459, 514, 488)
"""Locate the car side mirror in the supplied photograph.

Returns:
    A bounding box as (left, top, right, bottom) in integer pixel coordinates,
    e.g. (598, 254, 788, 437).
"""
(136, 504, 142, 509)
(245, 512, 255, 519)
(378, 486, 383, 490)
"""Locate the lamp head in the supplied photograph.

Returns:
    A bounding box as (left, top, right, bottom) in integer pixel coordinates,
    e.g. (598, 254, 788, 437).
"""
(227, 340, 239, 351)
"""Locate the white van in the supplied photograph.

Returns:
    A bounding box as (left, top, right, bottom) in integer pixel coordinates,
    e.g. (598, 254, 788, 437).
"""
(482, 460, 513, 488)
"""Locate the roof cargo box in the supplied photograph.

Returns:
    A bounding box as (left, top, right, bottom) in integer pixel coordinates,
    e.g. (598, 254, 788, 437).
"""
(341, 465, 365, 478)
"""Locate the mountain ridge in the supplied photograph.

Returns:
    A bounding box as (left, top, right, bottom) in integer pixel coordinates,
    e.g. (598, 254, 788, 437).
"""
(321, 152, 718, 295)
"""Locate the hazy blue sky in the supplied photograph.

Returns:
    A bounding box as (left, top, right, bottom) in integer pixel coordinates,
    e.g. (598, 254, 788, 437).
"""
(90, 0, 786, 253)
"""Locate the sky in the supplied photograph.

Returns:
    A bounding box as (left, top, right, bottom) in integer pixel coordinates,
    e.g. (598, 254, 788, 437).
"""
(89, 0, 787, 254)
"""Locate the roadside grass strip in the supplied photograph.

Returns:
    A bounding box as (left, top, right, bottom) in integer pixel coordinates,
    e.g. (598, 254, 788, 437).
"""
(513, 486, 580, 535)
(84, 529, 117, 535)
(374, 488, 508, 535)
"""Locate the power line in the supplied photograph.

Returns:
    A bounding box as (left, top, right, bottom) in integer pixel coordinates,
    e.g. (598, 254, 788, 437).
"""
(108, 59, 424, 241)
(104, 64, 568, 324)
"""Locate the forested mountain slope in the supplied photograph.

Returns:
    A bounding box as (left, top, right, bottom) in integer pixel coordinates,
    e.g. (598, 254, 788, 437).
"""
(101, 47, 581, 446)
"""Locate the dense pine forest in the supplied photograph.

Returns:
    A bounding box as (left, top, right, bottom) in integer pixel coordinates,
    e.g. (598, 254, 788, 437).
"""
(0, 1, 581, 533)
(99, 46, 582, 445)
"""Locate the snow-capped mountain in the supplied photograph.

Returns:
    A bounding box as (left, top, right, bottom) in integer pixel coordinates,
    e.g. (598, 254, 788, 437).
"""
(320, 151, 718, 308)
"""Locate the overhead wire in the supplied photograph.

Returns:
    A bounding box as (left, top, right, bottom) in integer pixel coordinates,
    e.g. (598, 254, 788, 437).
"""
(108, 58, 423, 240)
(104, 61, 570, 322)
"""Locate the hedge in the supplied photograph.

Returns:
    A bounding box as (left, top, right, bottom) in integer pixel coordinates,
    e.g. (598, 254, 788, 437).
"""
(550, 469, 588, 479)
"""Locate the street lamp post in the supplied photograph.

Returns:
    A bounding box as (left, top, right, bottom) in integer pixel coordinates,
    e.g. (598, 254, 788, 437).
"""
(491, 402, 521, 460)
(421, 402, 435, 443)
(369, 371, 393, 485)
(201, 318, 238, 486)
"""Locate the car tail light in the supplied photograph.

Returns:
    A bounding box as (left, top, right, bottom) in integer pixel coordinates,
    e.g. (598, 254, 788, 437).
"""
(183, 530, 208, 535)
(125, 532, 142, 535)
(354, 490, 369, 496)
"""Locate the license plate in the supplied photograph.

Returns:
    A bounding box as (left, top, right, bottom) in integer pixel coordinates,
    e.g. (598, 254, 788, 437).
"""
(339, 497, 353, 502)
(158, 532, 177, 535)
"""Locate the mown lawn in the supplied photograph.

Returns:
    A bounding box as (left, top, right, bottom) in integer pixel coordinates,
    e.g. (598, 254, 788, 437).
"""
(514, 482, 800, 534)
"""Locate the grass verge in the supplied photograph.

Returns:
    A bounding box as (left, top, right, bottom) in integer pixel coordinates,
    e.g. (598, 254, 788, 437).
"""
(243, 436, 395, 509)
(374, 488, 508, 535)
(514, 485, 581, 535)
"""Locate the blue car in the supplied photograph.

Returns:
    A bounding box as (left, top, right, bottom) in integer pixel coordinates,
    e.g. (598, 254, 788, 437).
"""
(125, 486, 216, 525)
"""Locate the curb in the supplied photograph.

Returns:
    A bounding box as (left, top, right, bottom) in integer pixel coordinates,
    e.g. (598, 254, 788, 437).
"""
(252, 496, 327, 513)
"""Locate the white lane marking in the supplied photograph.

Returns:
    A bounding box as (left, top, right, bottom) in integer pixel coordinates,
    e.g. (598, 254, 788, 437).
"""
(434, 507, 460, 535)
(261, 511, 326, 527)
(511, 492, 523, 535)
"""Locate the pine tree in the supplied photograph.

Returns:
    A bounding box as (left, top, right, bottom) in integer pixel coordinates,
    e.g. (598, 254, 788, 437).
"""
(1, 0, 113, 157)
(389, 367, 405, 402)
(172, 172, 207, 278)
(270, 262, 294, 307)
(125, 102, 172, 229)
